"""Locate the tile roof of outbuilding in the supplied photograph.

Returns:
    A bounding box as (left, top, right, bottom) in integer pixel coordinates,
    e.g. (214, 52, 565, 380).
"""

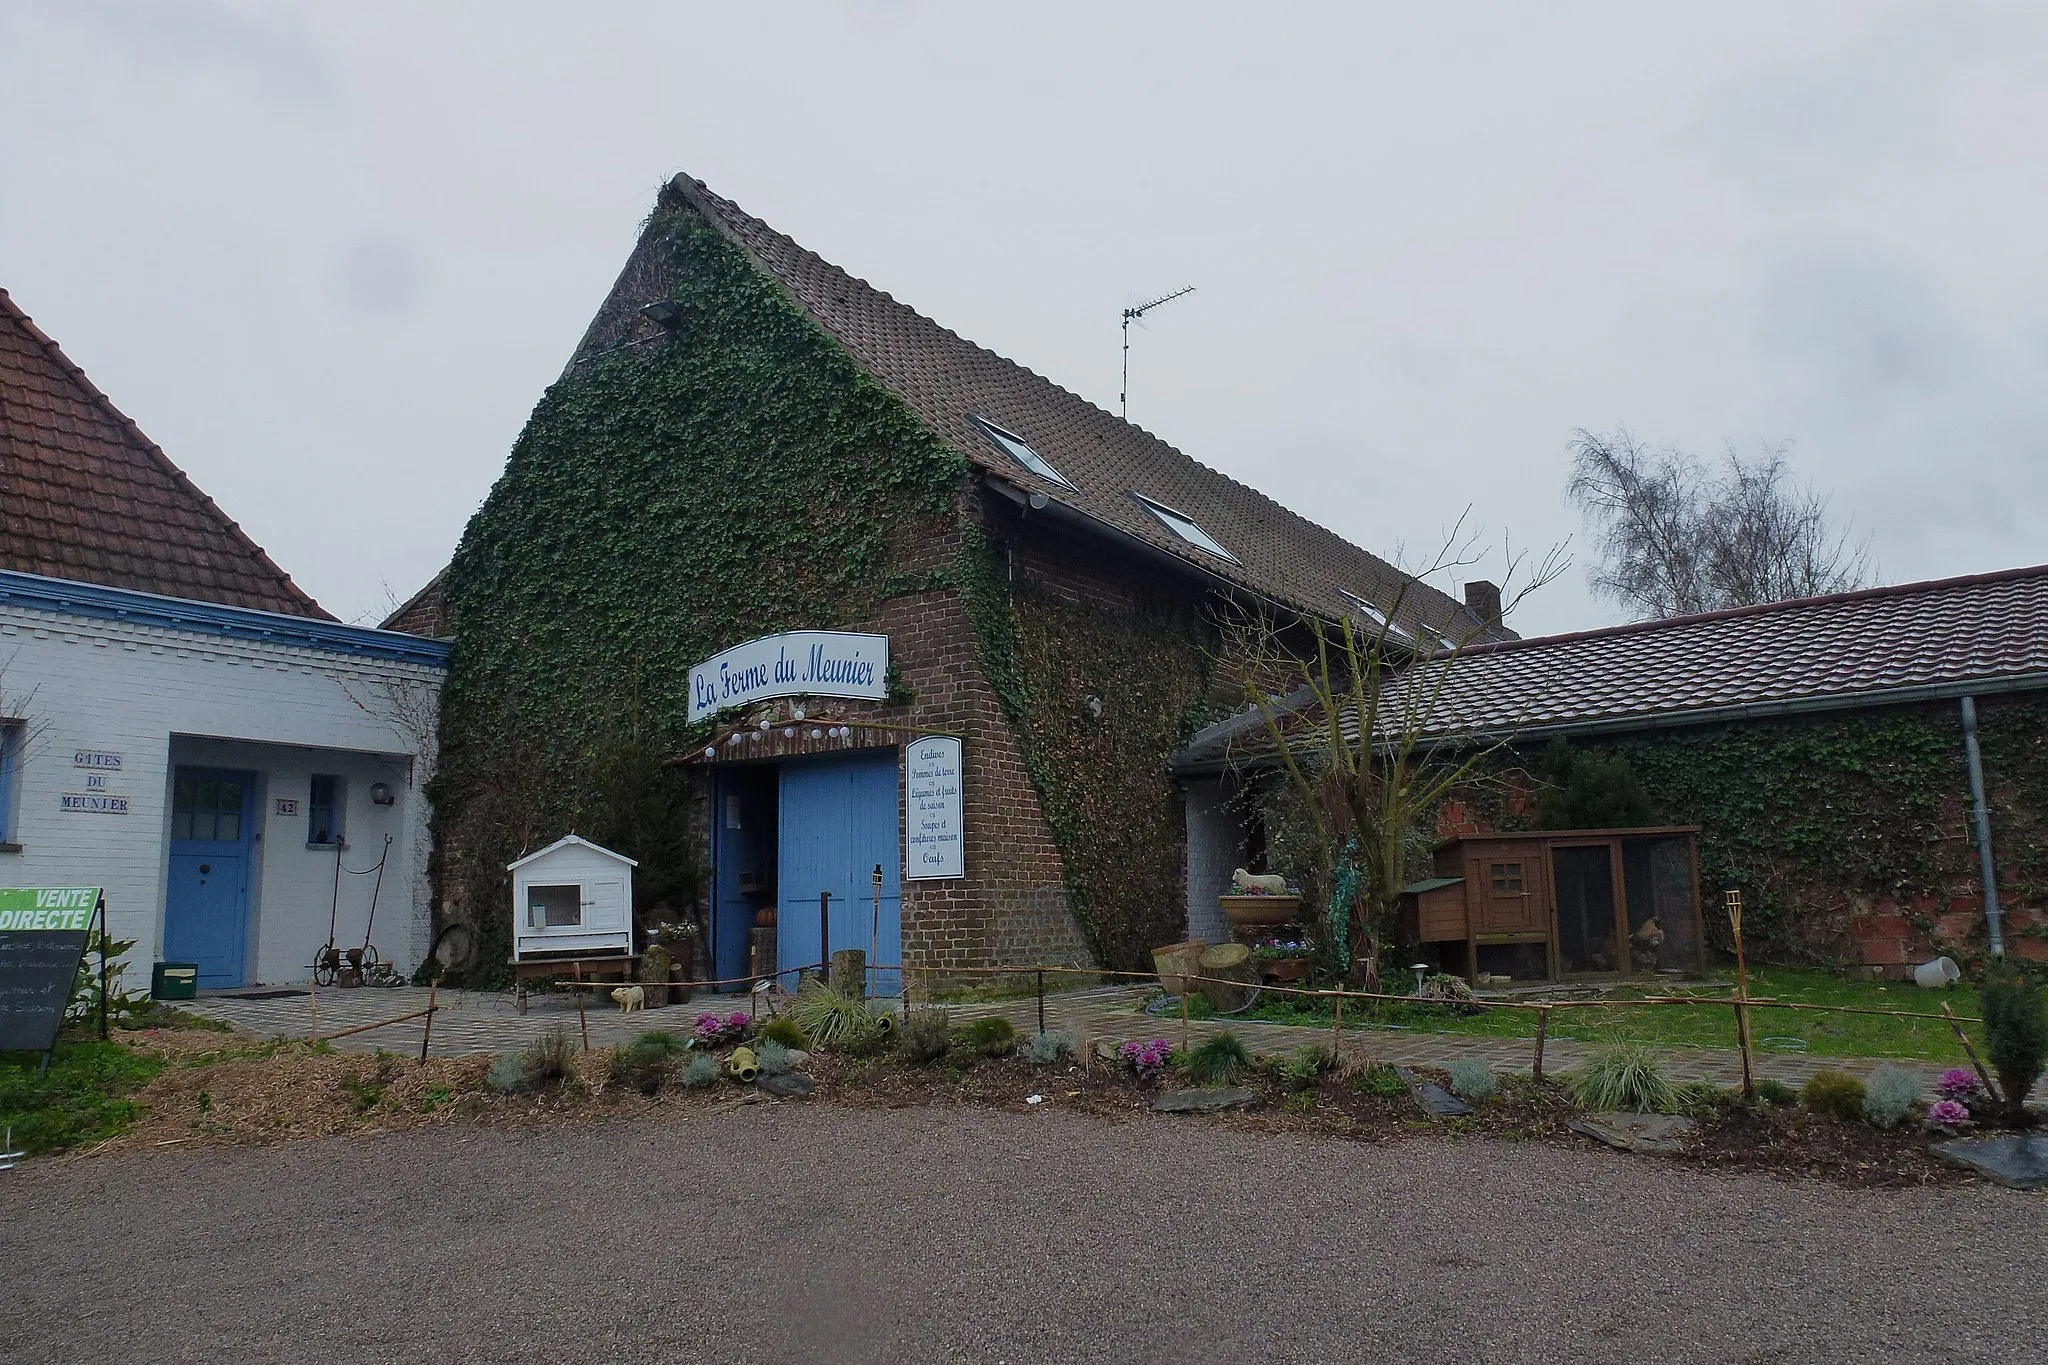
(1176, 563, 2048, 771)
(607, 176, 1496, 641)
(1428, 563, 2048, 734)
(0, 289, 329, 618)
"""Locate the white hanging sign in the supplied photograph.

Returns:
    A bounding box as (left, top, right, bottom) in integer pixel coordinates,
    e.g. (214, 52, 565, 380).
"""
(688, 631, 889, 722)
(905, 736, 964, 880)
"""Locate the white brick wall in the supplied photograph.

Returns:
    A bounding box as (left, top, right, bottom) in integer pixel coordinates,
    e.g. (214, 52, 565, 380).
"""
(0, 600, 442, 988)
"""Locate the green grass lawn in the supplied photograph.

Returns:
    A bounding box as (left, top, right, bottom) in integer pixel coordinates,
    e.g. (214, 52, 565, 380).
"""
(1, 1038, 165, 1155)
(1179, 966, 1985, 1064)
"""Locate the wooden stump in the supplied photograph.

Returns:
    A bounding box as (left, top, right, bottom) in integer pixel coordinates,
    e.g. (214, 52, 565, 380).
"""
(750, 928, 777, 985)
(831, 948, 868, 998)
(638, 945, 672, 1009)
(1196, 942, 1257, 1013)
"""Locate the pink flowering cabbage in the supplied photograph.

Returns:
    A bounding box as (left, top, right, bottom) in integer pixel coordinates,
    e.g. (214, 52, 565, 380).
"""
(693, 1011, 752, 1046)
(1928, 1098, 1970, 1126)
(1119, 1038, 1174, 1080)
(1935, 1068, 1981, 1103)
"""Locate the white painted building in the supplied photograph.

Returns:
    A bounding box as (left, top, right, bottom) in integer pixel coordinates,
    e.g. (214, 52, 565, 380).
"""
(0, 289, 448, 990)
(0, 572, 445, 987)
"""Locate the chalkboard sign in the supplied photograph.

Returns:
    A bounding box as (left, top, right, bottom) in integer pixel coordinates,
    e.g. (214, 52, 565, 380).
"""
(0, 888, 101, 1054)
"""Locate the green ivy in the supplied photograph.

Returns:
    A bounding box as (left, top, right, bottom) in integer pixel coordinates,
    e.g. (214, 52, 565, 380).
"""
(433, 200, 966, 976)
(1478, 699, 2048, 964)
(432, 192, 1223, 979)
(954, 525, 1219, 967)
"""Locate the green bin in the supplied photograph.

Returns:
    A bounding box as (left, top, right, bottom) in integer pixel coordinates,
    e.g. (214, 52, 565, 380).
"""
(152, 962, 198, 1000)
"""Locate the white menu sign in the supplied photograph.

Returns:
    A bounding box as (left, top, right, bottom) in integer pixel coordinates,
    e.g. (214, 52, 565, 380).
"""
(904, 737, 964, 880)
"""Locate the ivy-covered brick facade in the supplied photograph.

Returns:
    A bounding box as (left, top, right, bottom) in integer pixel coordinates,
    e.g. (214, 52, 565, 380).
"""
(398, 174, 1488, 983)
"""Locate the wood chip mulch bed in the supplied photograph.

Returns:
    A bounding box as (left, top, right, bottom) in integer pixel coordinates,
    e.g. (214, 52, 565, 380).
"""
(71, 1026, 1976, 1189)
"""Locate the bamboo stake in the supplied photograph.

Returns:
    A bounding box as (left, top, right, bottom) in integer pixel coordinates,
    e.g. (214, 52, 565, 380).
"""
(1727, 890, 1756, 1101)
(1330, 991, 1343, 1065)
(307, 975, 319, 1046)
(576, 986, 590, 1053)
(1036, 968, 1045, 1036)
(418, 978, 438, 1061)
(1532, 1005, 1550, 1082)
(1942, 1001, 2002, 1105)
(316, 1005, 437, 1043)
(1180, 989, 1190, 1056)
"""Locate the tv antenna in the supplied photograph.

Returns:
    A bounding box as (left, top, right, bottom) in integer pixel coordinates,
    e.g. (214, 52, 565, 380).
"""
(1120, 284, 1195, 420)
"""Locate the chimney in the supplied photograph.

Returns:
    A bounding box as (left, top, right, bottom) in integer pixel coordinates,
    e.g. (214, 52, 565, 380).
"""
(1463, 579, 1502, 631)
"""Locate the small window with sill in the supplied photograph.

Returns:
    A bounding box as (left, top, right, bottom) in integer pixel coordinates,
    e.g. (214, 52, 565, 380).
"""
(0, 721, 22, 847)
(308, 774, 345, 847)
(527, 884, 583, 929)
(1490, 862, 1525, 894)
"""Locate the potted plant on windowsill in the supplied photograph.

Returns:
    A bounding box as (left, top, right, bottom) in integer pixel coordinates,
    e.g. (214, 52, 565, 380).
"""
(1251, 939, 1315, 984)
(1220, 869, 1301, 930)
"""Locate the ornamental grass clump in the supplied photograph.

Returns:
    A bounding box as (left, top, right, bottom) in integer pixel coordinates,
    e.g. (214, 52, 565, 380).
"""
(1568, 1043, 1677, 1114)
(1981, 958, 2047, 1125)
(1447, 1056, 1498, 1102)
(1184, 1031, 1251, 1087)
(899, 1009, 954, 1066)
(1800, 1068, 1867, 1123)
(1861, 1063, 1922, 1130)
(521, 1026, 576, 1092)
(757, 1014, 807, 1049)
(964, 1016, 1016, 1059)
(1278, 1046, 1330, 1092)
(788, 982, 885, 1053)
(612, 1031, 687, 1096)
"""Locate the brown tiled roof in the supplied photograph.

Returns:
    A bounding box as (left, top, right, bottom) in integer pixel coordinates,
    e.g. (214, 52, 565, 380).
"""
(0, 289, 329, 617)
(1177, 564, 2048, 770)
(574, 175, 1495, 641)
(1427, 563, 2048, 734)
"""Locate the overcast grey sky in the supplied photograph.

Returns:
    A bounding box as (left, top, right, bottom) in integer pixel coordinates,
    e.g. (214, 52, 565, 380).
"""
(3, 1, 2043, 635)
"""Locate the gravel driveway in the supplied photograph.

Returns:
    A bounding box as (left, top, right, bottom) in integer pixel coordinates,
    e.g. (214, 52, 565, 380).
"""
(4, 1106, 2039, 1364)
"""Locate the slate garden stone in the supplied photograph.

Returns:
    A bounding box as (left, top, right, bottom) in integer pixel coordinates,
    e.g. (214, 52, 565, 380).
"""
(1151, 1086, 1256, 1114)
(757, 1073, 815, 1098)
(1567, 1113, 1696, 1155)
(1932, 1134, 2048, 1190)
(1396, 1066, 1472, 1117)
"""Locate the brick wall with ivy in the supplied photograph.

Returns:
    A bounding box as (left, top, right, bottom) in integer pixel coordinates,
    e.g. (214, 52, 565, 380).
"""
(1444, 695, 2048, 972)
(430, 186, 1227, 979)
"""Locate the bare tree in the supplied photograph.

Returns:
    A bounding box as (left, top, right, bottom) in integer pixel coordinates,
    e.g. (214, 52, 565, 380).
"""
(1223, 517, 1566, 992)
(1567, 427, 1872, 619)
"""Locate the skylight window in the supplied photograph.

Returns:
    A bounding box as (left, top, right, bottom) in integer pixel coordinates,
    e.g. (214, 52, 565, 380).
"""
(970, 415, 1074, 490)
(1133, 494, 1238, 564)
(1338, 589, 1413, 641)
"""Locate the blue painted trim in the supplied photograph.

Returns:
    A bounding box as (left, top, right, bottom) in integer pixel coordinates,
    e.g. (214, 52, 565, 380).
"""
(0, 570, 449, 667)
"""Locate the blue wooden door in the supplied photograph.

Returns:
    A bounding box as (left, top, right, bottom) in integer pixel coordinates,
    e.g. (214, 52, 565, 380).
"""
(164, 768, 256, 988)
(778, 752, 901, 995)
(712, 765, 778, 985)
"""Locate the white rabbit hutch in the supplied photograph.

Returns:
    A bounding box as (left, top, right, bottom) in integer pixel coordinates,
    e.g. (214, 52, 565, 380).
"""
(509, 835, 637, 964)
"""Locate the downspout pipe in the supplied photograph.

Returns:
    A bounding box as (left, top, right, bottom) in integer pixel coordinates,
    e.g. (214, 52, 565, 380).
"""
(1959, 695, 2006, 957)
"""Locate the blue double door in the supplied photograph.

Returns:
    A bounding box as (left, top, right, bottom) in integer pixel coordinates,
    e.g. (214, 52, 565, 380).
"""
(163, 768, 257, 988)
(778, 752, 903, 996)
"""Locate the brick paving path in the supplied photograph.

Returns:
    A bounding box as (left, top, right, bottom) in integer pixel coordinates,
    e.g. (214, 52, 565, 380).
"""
(182, 980, 1962, 1092)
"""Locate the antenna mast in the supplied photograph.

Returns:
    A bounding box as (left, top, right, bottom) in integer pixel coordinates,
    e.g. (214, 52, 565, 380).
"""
(1120, 284, 1196, 420)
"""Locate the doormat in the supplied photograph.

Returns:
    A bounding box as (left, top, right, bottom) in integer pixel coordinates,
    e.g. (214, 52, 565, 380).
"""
(217, 989, 308, 1001)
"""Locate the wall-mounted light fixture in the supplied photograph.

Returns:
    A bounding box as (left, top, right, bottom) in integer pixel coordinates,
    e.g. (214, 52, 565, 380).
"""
(639, 299, 684, 329)
(369, 782, 395, 806)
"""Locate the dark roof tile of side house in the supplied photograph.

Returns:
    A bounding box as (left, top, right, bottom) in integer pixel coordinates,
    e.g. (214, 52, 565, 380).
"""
(442, 173, 1491, 644)
(0, 289, 330, 618)
(1175, 564, 2048, 772)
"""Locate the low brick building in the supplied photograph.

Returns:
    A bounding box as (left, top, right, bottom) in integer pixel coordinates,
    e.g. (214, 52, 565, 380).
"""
(393, 174, 1502, 984)
(1179, 565, 2048, 975)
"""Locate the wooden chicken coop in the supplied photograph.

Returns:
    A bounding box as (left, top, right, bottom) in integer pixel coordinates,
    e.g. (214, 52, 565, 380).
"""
(1398, 827, 1705, 984)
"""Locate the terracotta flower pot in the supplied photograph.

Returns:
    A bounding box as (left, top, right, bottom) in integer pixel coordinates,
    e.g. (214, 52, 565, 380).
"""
(1258, 956, 1312, 984)
(1220, 894, 1301, 928)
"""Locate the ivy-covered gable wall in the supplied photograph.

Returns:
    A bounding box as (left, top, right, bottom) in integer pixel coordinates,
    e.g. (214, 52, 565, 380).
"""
(433, 200, 967, 967)
(430, 190, 1233, 978)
